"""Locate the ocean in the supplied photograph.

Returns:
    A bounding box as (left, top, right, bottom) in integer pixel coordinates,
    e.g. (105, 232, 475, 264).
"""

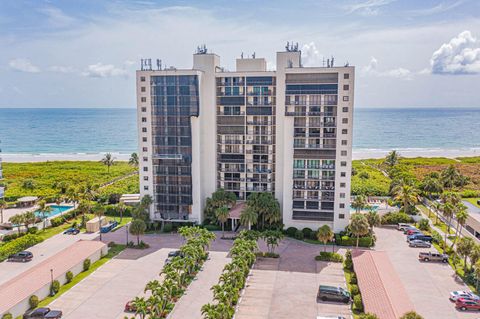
(0, 107, 479, 157)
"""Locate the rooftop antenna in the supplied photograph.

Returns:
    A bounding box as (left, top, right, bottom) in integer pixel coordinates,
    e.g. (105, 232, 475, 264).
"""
(286, 41, 289, 51)
(327, 58, 330, 68)
(331, 56, 334, 67)
(252, 52, 256, 59)
(345, 61, 349, 67)
(241, 52, 244, 59)
(140, 59, 144, 71)
(156, 59, 161, 71)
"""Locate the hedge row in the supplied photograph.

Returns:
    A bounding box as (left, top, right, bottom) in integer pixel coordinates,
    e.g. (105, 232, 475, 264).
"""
(381, 212, 414, 225)
(0, 234, 43, 262)
(335, 234, 374, 247)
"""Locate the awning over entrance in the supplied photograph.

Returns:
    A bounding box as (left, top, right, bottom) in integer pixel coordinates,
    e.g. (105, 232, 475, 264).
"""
(229, 202, 246, 220)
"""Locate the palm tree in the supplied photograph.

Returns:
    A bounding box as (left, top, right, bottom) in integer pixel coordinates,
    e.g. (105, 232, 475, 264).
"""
(117, 202, 127, 223)
(349, 213, 370, 248)
(366, 209, 380, 233)
(457, 237, 474, 272)
(129, 152, 139, 167)
(393, 183, 419, 214)
(351, 195, 368, 213)
(77, 200, 91, 227)
(399, 312, 424, 319)
(129, 219, 146, 245)
(384, 150, 399, 167)
(239, 206, 257, 230)
(131, 296, 148, 319)
(23, 211, 36, 231)
(92, 203, 105, 241)
(37, 200, 53, 231)
(101, 153, 115, 174)
(9, 214, 23, 234)
(475, 260, 480, 292)
(0, 199, 7, 224)
(441, 164, 461, 189)
(317, 225, 334, 252)
(452, 204, 468, 247)
(470, 244, 480, 271)
(420, 176, 443, 199)
(215, 206, 230, 238)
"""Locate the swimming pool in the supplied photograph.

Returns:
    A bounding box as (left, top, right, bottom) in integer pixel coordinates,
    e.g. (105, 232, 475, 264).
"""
(35, 205, 73, 219)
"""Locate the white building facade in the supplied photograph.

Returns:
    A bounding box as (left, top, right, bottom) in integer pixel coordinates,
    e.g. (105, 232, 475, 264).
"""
(136, 45, 354, 232)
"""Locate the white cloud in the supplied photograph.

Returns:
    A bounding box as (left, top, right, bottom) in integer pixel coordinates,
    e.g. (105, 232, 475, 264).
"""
(8, 58, 41, 73)
(82, 63, 128, 78)
(344, 0, 396, 16)
(430, 30, 480, 74)
(301, 42, 323, 66)
(362, 56, 412, 79)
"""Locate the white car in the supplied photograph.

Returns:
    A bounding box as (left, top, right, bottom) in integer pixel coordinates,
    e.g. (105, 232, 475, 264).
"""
(450, 290, 480, 301)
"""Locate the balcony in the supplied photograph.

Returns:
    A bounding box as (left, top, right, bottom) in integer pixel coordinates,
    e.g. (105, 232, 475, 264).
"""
(246, 140, 273, 145)
(293, 144, 336, 150)
(246, 121, 273, 126)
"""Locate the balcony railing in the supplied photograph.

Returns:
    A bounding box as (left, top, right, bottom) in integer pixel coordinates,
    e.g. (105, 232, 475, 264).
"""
(293, 144, 336, 150)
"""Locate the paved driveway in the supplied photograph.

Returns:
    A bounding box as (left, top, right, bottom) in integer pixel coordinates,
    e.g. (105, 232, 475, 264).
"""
(50, 247, 170, 319)
(169, 251, 230, 319)
(375, 227, 478, 319)
(0, 231, 97, 285)
(235, 248, 351, 319)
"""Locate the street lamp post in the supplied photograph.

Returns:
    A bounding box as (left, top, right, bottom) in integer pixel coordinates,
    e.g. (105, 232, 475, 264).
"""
(50, 268, 54, 296)
(126, 224, 129, 245)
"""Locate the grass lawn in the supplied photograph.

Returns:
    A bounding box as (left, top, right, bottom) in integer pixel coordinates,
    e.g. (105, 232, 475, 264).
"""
(2, 161, 137, 201)
(465, 198, 480, 208)
(111, 217, 132, 232)
(36, 244, 126, 308)
(417, 204, 455, 235)
(351, 160, 391, 196)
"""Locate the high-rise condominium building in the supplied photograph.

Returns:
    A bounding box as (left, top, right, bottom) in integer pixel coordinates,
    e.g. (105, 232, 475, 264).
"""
(136, 44, 354, 232)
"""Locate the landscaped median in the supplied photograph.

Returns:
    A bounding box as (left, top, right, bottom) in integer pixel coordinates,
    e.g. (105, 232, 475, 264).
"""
(126, 227, 215, 319)
(201, 230, 257, 319)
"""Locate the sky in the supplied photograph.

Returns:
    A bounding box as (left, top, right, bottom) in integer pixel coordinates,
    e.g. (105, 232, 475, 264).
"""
(0, 0, 479, 108)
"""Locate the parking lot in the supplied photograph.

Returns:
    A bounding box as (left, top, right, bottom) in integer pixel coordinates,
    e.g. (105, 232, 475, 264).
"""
(0, 231, 97, 286)
(235, 248, 351, 319)
(375, 227, 479, 319)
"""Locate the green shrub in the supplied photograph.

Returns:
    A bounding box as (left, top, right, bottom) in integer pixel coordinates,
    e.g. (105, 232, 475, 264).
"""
(0, 234, 43, 262)
(65, 271, 73, 283)
(83, 258, 91, 271)
(286, 227, 298, 237)
(344, 250, 353, 270)
(50, 280, 60, 295)
(350, 273, 357, 284)
(315, 252, 344, 262)
(202, 224, 220, 232)
(417, 218, 430, 231)
(337, 235, 374, 247)
(360, 314, 380, 319)
(163, 222, 173, 233)
(28, 227, 38, 234)
(29, 295, 39, 309)
(461, 190, 479, 198)
(294, 229, 304, 240)
(2, 313, 13, 319)
(381, 212, 414, 225)
(302, 228, 313, 238)
(350, 284, 359, 295)
(353, 294, 364, 312)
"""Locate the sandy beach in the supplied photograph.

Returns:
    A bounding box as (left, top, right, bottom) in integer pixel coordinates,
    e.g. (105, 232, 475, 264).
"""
(1, 148, 479, 163)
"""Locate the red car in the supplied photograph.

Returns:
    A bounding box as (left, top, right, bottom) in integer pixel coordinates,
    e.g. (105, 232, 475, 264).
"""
(456, 298, 480, 311)
(406, 229, 422, 235)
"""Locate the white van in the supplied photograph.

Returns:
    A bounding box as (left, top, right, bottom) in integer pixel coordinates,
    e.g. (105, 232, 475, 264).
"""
(397, 223, 412, 231)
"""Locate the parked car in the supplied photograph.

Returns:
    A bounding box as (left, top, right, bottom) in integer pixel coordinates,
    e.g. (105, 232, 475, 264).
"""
(168, 250, 183, 258)
(407, 234, 433, 242)
(450, 290, 480, 302)
(63, 227, 80, 235)
(23, 307, 62, 319)
(409, 240, 432, 248)
(403, 226, 418, 234)
(100, 220, 119, 233)
(406, 229, 422, 236)
(317, 285, 351, 303)
(418, 252, 448, 263)
(455, 298, 480, 311)
(124, 301, 136, 312)
(8, 251, 33, 262)
(398, 223, 413, 231)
